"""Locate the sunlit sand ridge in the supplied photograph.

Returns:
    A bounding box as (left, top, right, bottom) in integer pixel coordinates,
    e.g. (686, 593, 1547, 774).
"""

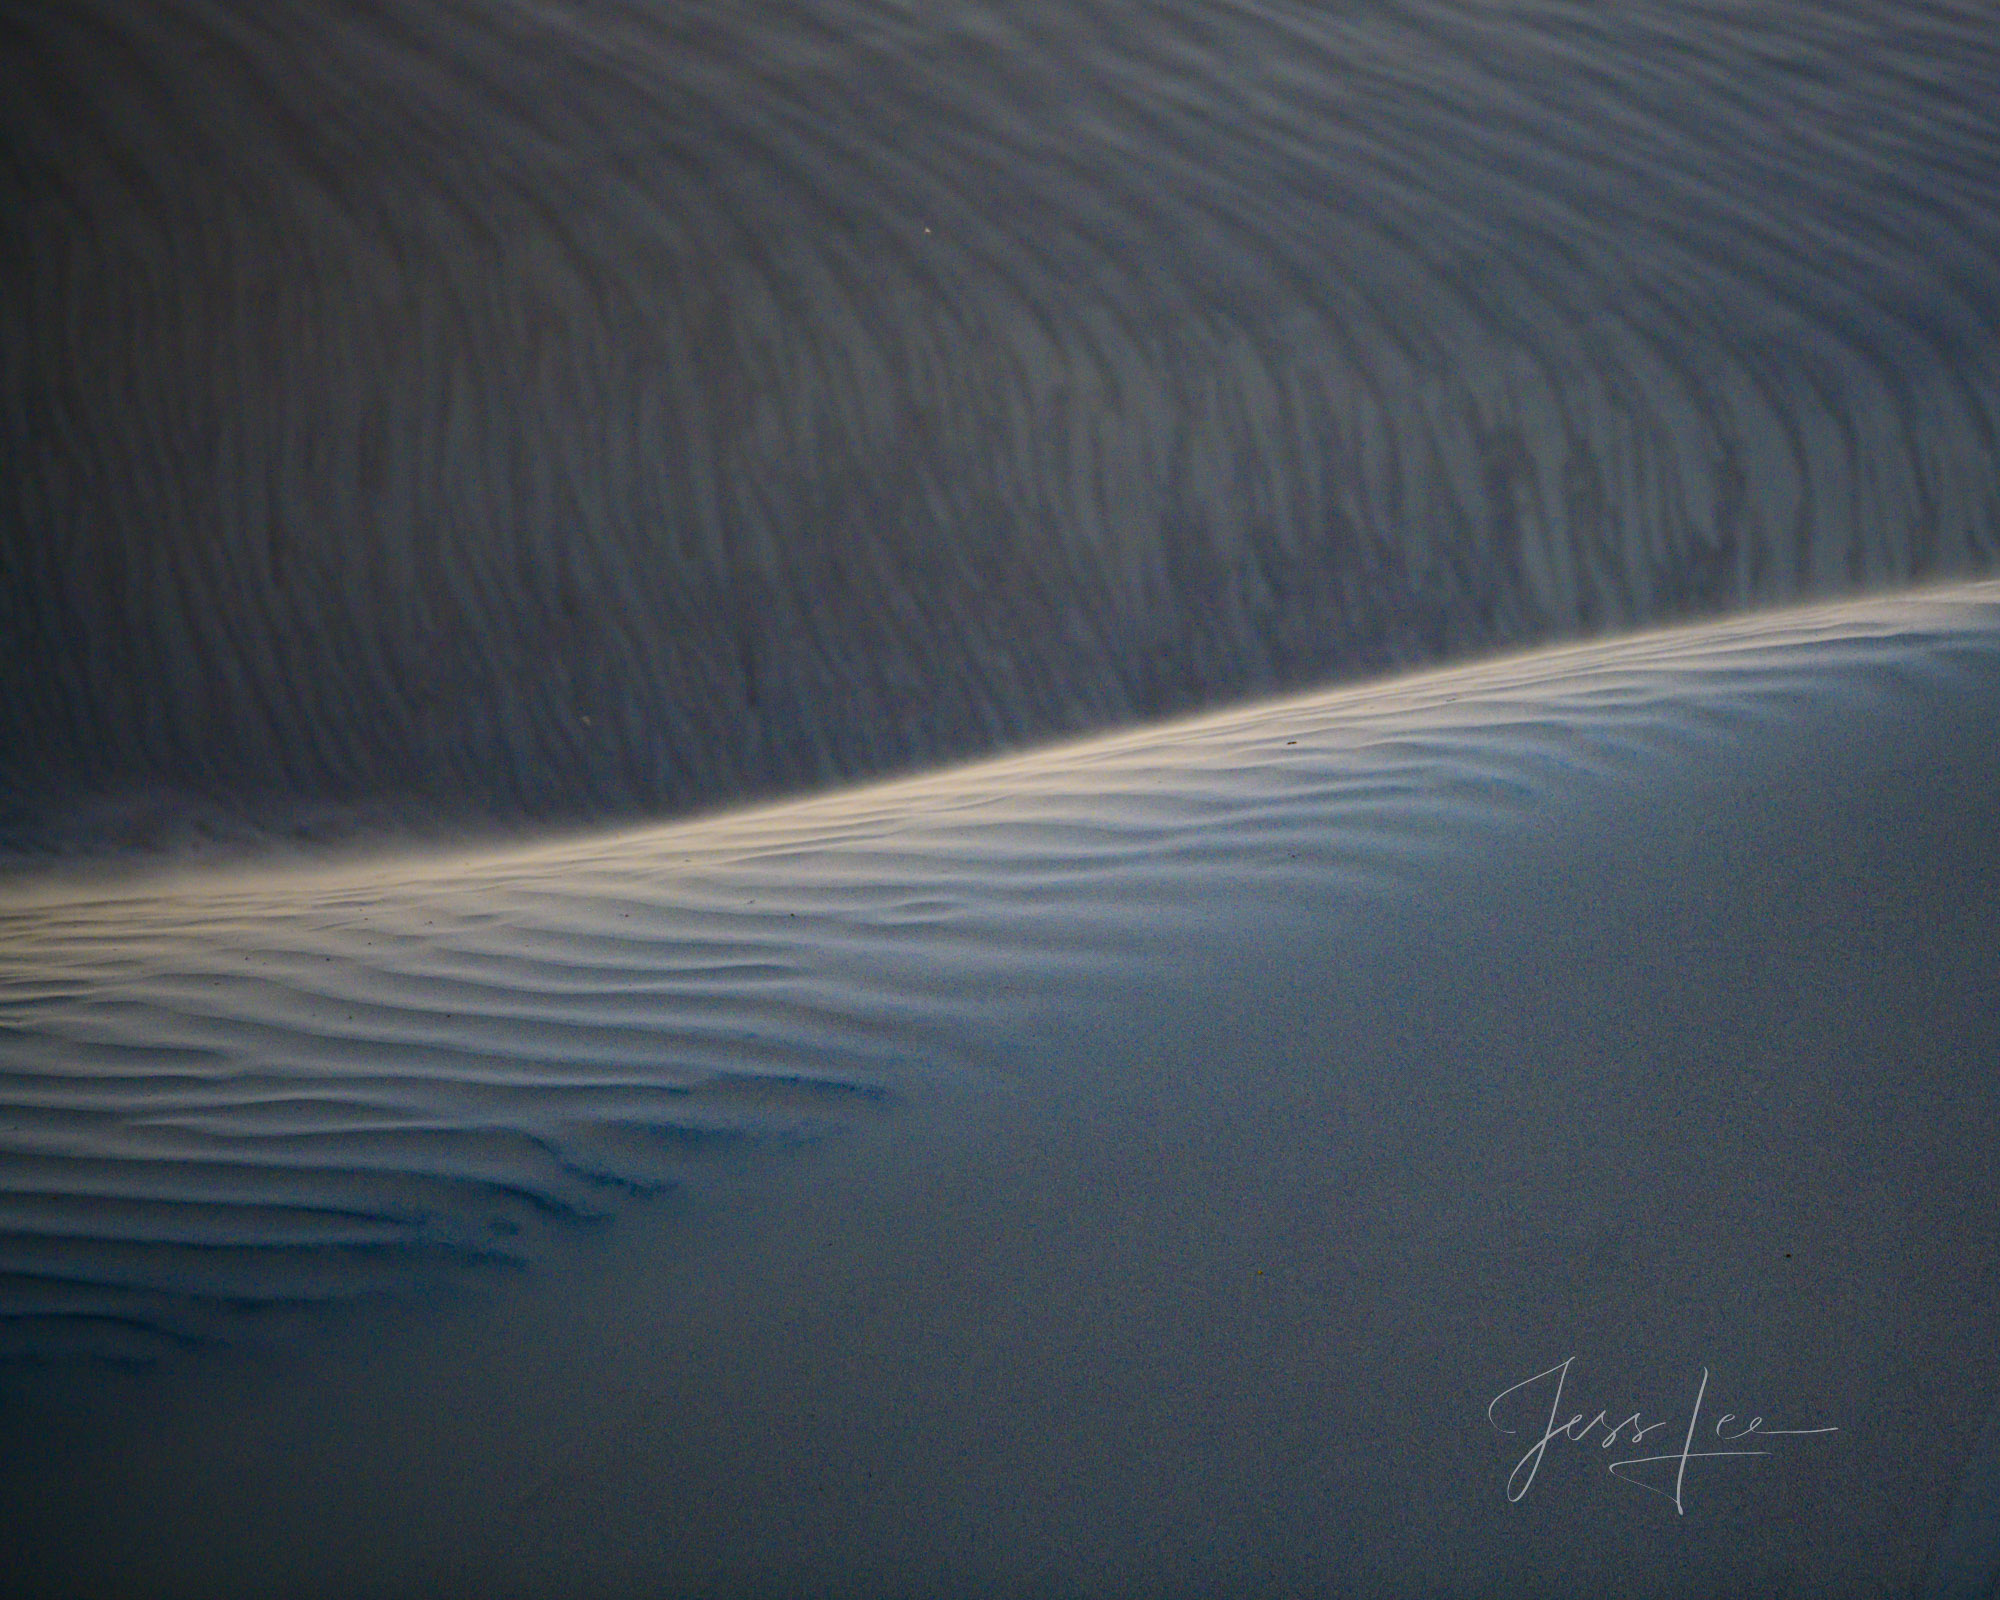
(4, 0, 1998, 848)
(2, 583, 1997, 1596)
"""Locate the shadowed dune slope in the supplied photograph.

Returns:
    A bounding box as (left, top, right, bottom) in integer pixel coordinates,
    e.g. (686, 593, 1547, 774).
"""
(4, 0, 1999, 848)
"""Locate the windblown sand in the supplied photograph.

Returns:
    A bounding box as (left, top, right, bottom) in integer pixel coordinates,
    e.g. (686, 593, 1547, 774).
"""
(3, 582, 1997, 1597)
(6, 0, 1999, 844)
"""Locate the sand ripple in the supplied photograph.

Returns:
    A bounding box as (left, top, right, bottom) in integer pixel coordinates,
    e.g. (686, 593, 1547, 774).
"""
(3, 0, 1998, 846)
(2, 580, 1995, 1361)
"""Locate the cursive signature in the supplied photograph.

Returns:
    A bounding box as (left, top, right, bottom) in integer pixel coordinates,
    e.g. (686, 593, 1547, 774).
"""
(1486, 1356, 1837, 1513)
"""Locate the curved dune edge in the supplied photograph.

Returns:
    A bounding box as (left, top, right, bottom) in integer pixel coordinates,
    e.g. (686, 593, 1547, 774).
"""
(0, 578, 1994, 1324)
(6, 0, 1999, 836)
(0, 580, 1997, 1596)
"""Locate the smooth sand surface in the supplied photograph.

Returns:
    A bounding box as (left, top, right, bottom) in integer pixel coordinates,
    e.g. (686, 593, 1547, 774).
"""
(4, 581, 1998, 1596)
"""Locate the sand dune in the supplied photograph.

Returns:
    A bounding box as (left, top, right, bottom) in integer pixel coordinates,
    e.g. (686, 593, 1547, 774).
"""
(7, 0, 2000, 1591)
(5, 0, 1999, 846)
(3, 582, 1997, 1595)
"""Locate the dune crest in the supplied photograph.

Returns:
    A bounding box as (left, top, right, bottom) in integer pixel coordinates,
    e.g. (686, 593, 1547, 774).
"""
(2, 582, 1996, 1595)
(4, 580, 1996, 1378)
(5, 0, 1999, 847)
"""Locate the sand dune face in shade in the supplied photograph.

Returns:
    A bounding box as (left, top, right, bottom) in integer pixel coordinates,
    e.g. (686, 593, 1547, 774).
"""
(1, 582, 1997, 1595)
(4, 0, 1999, 845)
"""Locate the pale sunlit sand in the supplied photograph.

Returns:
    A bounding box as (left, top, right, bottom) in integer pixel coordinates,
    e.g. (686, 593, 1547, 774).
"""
(3, 582, 1997, 1597)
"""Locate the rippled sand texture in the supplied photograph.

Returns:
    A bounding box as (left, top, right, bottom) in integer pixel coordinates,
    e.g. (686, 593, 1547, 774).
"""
(5, 0, 1998, 845)
(6, 580, 1995, 1364)
(3, 582, 1998, 1596)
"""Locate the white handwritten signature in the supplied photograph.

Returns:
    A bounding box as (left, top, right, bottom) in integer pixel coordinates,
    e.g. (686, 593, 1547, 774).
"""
(1486, 1357, 1837, 1513)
